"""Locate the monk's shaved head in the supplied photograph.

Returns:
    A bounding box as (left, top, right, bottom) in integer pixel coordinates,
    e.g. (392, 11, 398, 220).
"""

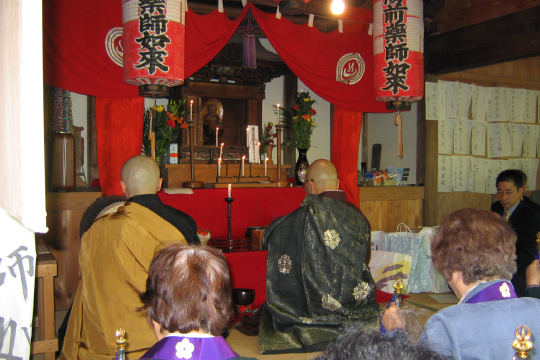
(121, 155, 162, 198)
(304, 159, 339, 195)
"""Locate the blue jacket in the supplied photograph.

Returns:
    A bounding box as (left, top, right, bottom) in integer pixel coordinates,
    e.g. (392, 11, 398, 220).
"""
(419, 280, 540, 360)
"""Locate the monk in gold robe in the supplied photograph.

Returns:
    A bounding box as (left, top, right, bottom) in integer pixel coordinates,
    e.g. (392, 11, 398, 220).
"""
(61, 156, 191, 360)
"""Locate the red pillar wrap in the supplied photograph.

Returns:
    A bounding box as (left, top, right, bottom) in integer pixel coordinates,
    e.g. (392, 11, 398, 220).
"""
(96, 97, 144, 196)
(331, 107, 362, 207)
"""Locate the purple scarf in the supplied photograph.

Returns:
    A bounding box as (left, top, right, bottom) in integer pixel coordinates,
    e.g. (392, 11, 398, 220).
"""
(140, 335, 239, 360)
(464, 281, 518, 304)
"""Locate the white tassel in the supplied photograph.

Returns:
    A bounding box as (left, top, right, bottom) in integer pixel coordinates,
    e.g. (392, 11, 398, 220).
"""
(276, 5, 281, 19)
(218, 0, 224, 12)
(338, 19, 343, 33)
(241, 0, 247, 7)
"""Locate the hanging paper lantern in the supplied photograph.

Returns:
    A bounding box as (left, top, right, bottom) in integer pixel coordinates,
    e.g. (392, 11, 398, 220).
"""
(123, 0, 186, 98)
(373, 0, 424, 108)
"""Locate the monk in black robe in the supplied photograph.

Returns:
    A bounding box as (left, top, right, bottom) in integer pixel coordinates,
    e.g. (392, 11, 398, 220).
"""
(259, 160, 379, 354)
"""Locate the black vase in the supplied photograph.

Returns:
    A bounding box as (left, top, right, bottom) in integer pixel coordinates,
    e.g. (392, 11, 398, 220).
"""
(295, 148, 309, 186)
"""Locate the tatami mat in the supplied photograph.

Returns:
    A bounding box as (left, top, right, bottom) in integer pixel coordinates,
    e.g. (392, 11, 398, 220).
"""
(225, 325, 322, 360)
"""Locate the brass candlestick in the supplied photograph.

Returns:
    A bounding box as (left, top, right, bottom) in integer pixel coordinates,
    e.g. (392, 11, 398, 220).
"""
(183, 119, 204, 189)
(512, 325, 533, 359)
(393, 276, 403, 308)
(273, 123, 288, 187)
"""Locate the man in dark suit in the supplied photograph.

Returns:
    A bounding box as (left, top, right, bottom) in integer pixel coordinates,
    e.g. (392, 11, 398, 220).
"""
(491, 169, 540, 296)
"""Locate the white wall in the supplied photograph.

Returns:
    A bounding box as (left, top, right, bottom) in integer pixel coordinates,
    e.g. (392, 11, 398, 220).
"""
(366, 103, 417, 184)
(262, 77, 331, 164)
(71, 92, 88, 183)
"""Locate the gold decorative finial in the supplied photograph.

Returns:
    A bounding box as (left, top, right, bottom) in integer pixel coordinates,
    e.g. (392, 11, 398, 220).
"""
(393, 276, 403, 294)
(512, 325, 533, 359)
(115, 328, 126, 360)
(536, 232, 540, 250)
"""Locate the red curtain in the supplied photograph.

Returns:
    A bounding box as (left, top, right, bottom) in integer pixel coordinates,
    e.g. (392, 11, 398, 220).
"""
(251, 5, 387, 113)
(96, 97, 144, 196)
(331, 106, 362, 207)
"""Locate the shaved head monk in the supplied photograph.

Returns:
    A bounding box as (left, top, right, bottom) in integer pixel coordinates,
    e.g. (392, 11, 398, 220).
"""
(62, 155, 198, 360)
(259, 159, 378, 354)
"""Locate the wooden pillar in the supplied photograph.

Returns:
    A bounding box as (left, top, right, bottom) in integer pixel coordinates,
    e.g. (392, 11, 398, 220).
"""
(283, 73, 298, 178)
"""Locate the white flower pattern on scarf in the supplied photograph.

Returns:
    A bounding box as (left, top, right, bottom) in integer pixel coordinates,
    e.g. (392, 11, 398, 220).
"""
(175, 338, 195, 359)
(499, 282, 511, 298)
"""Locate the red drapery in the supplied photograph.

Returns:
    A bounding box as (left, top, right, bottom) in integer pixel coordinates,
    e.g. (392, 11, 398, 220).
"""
(43, 1, 387, 194)
(96, 97, 144, 196)
(331, 106, 362, 207)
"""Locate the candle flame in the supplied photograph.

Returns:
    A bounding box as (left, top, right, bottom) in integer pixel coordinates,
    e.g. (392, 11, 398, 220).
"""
(242, 155, 246, 160)
(246, 126, 249, 132)
(218, 158, 222, 162)
(265, 158, 269, 162)
(258, 142, 261, 146)
(216, 127, 219, 131)
(221, 143, 224, 146)
(190, 100, 193, 104)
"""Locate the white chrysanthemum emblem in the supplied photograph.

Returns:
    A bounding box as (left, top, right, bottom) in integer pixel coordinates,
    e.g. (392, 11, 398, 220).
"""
(353, 282, 371, 301)
(322, 294, 341, 311)
(299, 317, 314, 324)
(175, 338, 195, 359)
(323, 229, 340, 249)
(499, 282, 511, 298)
(278, 254, 293, 274)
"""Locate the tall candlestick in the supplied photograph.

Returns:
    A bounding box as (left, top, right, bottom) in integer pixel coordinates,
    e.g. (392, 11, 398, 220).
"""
(228, 183, 232, 198)
(265, 157, 269, 176)
(246, 126, 250, 147)
(190, 100, 193, 122)
(277, 103, 280, 123)
(241, 155, 245, 177)
(220, 142, 224, 159)
(218, 158, 222, 177)
(215, 127, 219, 147)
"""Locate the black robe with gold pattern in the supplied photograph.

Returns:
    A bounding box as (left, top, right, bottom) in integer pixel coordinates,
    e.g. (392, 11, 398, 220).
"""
(259, 191, 380, 354)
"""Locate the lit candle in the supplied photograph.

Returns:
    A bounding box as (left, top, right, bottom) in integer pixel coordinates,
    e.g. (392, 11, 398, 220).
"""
(241, 155, 245, 177)
(228, 183, 232, 198)
(265, 157, 269, 176)
(218, 158, 222, 177)
(277, 103, 280, 123)
(246, 126, 250, 147)
(220, 142, 224, 159)
(216, 127, 219, 147)
(190, 100, 193, 122)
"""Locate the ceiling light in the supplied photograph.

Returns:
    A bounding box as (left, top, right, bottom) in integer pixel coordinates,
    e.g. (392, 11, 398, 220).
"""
(331, 0, 345, 15)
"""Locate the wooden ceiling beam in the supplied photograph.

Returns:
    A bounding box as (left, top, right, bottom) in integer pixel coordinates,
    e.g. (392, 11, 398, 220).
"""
(425, 6, 540, 74)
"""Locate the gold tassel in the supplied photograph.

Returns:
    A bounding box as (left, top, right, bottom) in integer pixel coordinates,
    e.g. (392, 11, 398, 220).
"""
(394, 111, 403, 159)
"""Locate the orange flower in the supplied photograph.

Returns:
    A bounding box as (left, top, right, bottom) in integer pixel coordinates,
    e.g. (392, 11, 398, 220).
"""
(180, 122, 189, 129)
(301, 114, 312, 120)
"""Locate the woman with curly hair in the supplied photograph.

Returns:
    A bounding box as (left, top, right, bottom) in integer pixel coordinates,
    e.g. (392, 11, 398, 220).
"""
(382, 209, 540, 360)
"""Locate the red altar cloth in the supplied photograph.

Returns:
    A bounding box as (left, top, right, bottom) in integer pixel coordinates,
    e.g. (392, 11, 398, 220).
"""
(158, 187, 306, 239)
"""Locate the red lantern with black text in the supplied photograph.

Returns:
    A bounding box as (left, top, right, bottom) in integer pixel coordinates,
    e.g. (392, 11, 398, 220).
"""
(373, 0, 424, 108)
(123, 0, 185, 98)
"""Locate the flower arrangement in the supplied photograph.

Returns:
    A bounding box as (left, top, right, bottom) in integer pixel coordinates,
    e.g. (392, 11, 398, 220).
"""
(281, 91, 317, 150)
(260, 122, 277, 153)
(143, 99, 188, 159)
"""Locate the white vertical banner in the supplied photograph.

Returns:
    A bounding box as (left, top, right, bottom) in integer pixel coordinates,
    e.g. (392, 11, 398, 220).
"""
(0, 208, 36, 360)
(247, 125, 260, 164)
